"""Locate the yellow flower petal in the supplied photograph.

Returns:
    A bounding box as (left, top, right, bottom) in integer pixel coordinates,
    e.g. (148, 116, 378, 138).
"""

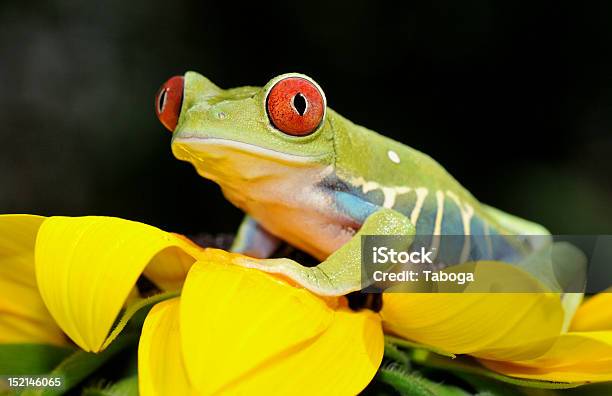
(139, 298, 195, 396)
(226, 307, 383, 395)
(381, 261, 565, 360)
(35, 216, 202, 352)
(180, 251, 383, 395)
(480, 331, 612, 382)
(382, 292, 564, 360)
(0, 215, 65, 345)
(144, 234, 205, 291)
(571, 289, 612, 331)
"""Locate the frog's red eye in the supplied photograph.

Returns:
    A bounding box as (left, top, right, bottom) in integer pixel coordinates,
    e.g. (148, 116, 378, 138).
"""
(266, 77, 325, 136)
(155, 76, 184, 132)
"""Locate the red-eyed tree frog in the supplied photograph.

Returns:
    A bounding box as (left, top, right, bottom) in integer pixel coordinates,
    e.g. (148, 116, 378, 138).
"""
(154, 72, 582, 300)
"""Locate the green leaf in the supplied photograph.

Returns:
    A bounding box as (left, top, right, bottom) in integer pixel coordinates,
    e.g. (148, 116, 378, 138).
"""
(376, 366, 436, 396)
(557, 382, 612, 396)
(456, 373, 532, 396)
(20, 332, 138, 396)
(409, 349, 583, 390)
(384, 341, 410, 369)
(2, 290, 172, 395)
(377, 364, 470, 396)
(82, 376, 138, 396)
(0, 344, 74, 376)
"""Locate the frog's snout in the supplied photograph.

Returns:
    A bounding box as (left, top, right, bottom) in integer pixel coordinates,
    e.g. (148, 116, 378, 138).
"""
(155, 75, 184, 132)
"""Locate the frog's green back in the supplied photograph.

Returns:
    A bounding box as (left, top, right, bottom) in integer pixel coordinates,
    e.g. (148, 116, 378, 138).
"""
(328, 109, 549, 241)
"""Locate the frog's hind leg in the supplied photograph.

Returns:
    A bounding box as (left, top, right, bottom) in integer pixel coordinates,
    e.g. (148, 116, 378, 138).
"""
(233, 209, 416, 296)
(481, 204, 551, 251)
(230, 215, 282, 259)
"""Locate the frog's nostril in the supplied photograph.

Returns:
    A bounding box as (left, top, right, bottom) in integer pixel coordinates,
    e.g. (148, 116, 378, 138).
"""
(155, 75, 184, 132)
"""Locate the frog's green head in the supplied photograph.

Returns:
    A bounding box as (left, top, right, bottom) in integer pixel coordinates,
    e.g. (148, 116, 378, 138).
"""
(155, 72, 336, 189)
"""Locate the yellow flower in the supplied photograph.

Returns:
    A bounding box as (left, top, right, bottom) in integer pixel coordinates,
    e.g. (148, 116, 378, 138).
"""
(0, 215, 382, 395)
(0, 215, 65, 345)
(140, 258, 382, 395)
(382, 279, 612, 383)
(476, 291, 612, 383)
(1, 213, 612, 392)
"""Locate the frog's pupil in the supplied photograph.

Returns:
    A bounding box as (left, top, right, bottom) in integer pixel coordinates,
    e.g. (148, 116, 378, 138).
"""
(158, 89, 167, 113)
(292, 93, 307, 116)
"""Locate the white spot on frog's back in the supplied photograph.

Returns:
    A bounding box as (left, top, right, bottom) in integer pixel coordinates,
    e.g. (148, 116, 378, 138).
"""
(387, 150, 401, 164)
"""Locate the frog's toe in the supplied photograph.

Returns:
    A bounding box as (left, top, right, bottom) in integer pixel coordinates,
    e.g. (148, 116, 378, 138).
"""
(232, 256, 350, 296)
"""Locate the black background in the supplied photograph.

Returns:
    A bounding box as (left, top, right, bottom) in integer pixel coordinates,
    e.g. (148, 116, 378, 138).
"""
(1, 1, 611, 235)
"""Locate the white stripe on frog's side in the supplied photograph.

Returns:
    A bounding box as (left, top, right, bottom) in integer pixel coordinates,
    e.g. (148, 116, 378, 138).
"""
(349, 176, 432, 225)
(483, 222, 493, 257)
(349, 177, 475, 248)
(410, 187, 429, 225)
(429, 190, 445, 259)
(446, 190, 475, 263)
(351, 177, 442, 215)
(433, 190, 446, 237)
(350, 177, 411, 209)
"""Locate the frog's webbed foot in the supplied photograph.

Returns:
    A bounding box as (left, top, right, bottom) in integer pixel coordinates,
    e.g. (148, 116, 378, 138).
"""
(233, 209, 415, 296)
(230, 215, 282, 259)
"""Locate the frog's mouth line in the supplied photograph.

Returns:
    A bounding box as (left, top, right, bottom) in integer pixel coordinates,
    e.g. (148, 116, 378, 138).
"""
(171, 136, 329, 165)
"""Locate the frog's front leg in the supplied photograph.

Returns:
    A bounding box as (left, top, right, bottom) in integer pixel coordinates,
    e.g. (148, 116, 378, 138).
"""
(233, 209, 415, 296)
(230, 215, 282, 259)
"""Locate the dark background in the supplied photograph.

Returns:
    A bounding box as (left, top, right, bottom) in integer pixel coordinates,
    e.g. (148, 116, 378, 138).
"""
(1, 1, 611, 235)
